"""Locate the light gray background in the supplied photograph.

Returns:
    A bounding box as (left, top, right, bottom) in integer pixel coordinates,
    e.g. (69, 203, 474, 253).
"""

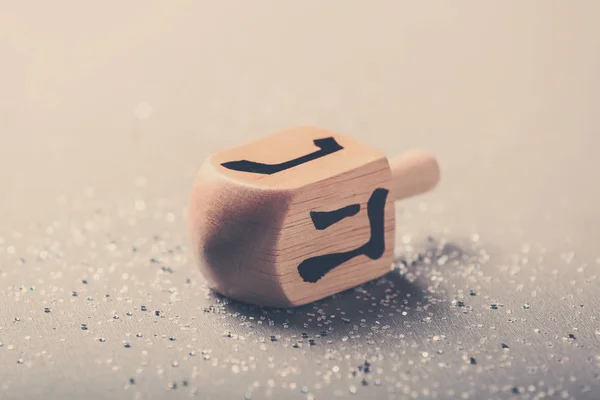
(1, 2, 600, 399)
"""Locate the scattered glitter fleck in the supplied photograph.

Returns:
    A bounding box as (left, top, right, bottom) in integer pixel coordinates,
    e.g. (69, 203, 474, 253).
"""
(4, 191, 595, 399)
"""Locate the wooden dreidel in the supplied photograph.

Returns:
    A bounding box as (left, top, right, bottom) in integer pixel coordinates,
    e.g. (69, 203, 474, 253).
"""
(187, 126, 440, 308)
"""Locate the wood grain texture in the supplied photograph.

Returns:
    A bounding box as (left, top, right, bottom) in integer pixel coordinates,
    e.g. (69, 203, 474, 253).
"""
(2, 2, 600, 398)
(187, 126, 440, 307)
(187, 159, 293, 307)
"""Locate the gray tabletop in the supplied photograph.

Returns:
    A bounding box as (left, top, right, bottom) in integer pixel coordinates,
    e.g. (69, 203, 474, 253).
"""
(1, 2, 600, 399)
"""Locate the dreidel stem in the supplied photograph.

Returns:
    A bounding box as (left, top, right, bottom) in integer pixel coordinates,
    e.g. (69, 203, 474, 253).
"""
(388, 149, 440, 201)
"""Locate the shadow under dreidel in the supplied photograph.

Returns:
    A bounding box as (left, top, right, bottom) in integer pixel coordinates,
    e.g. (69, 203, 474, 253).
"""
(217, 237, 472, 337)
(216, 266, 432, 335)
(397, 236, 473, 269)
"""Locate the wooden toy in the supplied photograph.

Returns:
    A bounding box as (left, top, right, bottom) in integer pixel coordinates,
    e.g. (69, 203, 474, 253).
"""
(187, 126, 440, 308)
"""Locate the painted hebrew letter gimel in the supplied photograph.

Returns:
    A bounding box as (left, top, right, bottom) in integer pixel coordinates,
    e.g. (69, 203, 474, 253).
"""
(221, 137, 343, 174)
(297, 188, 389, 283)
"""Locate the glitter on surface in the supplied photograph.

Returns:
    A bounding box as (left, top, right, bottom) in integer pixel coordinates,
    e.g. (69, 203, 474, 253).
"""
(1, 2, 600, 399)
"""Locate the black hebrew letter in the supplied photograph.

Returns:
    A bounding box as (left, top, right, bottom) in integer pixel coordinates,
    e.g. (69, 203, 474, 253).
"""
(220, 137, 343, 175)
(310, 204, 360, 230)
(297, 188, 388, 283)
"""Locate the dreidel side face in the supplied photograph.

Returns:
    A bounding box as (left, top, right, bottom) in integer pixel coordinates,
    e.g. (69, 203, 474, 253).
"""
(276, 154, 395, 306)
(188, 126, 395, 307)
(187, 162, 293, 307)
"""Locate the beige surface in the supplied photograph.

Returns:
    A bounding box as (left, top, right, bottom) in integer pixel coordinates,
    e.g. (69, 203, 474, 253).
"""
(2, 1, 598, 227)
(1, 2, 600, 399)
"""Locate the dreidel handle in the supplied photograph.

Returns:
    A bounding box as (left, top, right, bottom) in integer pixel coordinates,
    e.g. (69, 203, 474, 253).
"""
(389, 149, 440, 201)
